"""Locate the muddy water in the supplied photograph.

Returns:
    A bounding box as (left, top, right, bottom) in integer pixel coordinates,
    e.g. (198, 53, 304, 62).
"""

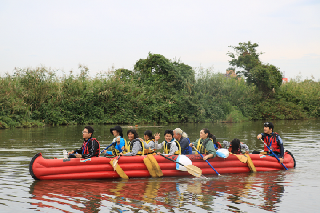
(0, 120, 319, 212)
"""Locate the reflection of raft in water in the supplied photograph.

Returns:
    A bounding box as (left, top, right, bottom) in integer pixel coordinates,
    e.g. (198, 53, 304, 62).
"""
(29, 151, 296, 180)
(30, 173, 287, 212)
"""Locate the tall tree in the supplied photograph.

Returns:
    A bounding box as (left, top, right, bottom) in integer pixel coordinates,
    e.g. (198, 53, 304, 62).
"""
(227, 41, 283, 95)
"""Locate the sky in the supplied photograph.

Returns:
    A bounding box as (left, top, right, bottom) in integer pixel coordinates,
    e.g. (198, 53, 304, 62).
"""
(1, 0, 319, 80)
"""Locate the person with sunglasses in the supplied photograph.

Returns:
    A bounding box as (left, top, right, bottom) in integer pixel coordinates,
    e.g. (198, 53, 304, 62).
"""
(256, 122, 284, 163)
(68, 126, 100, 158)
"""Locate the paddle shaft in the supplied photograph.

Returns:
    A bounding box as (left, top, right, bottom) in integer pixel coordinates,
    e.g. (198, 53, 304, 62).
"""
(260, 139, 288, 170)
(101, 142, 116, 153)
(160, 154, 187, 167)
(193, 146, 220, 175)
(114, 155, 121, 162)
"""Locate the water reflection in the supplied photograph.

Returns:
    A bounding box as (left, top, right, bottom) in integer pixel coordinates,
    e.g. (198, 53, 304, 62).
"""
(29, 172, 286, 212)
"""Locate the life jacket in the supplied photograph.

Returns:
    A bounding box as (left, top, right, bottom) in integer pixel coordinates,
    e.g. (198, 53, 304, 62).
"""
(127, 138, 145, 155)
(181, 138, 193, 154)
(164, 139, 181, 155)
(215, 141, 222, 150)
(82, 138, 100, 157)
(144, 139, 155, 154)
(196, 138, 213, 154)
(264, 132, 280, 153)
(112, 138, 126, 156)
(228, 142, 243, 154)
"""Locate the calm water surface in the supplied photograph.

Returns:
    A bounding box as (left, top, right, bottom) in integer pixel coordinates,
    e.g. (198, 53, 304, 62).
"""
(0, 120, 319, 212)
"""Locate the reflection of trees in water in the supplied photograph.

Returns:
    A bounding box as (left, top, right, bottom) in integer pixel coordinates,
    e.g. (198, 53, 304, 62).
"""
(29, 172, 285, 212)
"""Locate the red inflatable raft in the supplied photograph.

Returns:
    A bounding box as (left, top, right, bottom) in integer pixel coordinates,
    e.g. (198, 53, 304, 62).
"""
(29, 151, 295, 180)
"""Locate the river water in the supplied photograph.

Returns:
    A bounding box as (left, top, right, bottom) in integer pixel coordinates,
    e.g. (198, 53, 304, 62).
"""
(0, 120, 319, 212)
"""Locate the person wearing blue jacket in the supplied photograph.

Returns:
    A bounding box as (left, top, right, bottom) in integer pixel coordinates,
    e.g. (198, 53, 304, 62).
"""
(102, 126, 125, 156)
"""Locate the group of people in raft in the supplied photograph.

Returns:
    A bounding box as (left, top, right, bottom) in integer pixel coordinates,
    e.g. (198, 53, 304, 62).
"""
(67, 122, 285, 164)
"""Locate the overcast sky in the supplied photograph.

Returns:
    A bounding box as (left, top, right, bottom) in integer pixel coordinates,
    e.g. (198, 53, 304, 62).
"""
(1, 0, 319, 80)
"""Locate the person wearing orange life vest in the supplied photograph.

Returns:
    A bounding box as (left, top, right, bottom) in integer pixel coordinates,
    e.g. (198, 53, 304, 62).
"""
(222, 138, 249, 154)
(257, 122, 284, 164)
(68, 126, 100, 158)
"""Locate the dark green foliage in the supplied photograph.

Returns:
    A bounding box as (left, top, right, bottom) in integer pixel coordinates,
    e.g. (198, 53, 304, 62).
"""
(227, 41, 262, 73)
(0, 52, 319, 128)
(227, 41, 283, 95)
(249, 64, 283, 95)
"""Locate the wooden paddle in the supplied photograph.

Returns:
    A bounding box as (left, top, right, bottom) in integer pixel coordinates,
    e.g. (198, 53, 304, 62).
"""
(192, 146, 220, 176)
(112, 155, 121, 170)
(260, 139, 288, 170)
(159, 154, 203, 178)
(109, 158, 128, 179)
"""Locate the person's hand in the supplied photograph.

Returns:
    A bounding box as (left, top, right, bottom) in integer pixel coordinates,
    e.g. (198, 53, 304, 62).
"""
(122, 147, 127, 152)
(257, 134, 262, 140)
(75, 154, 82, 158)
(68, 151, 74, 155)
(279, 158, 284, 164)
(157, 152, 161, 155)
(102, 150, 107, 154)
(245, 151, 249, 154)
(120, 153, 123, 156)
(139, 138, 144, 142)
(189, 143, 194, 147)
(154, 133, 160, 141)
(203, 155, 209, 161)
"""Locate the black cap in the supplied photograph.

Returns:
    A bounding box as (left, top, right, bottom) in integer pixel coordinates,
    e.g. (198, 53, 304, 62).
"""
(264, 122, 274, 130)
(110, 126, 123, 137)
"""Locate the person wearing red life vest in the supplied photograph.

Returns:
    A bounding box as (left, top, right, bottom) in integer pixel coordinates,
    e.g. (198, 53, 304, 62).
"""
(68, 126, 100, 158)
(257, 122, 284, 164)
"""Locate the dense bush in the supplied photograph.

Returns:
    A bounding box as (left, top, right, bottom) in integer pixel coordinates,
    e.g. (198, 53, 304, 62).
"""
(0, 53, 319, 128)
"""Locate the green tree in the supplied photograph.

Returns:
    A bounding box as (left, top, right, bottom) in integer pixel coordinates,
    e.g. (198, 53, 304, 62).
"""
(133, 53, 195, 92)
(227, 41, 283, 95)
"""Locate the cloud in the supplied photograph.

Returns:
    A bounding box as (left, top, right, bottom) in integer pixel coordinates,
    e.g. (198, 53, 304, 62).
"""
(0, 0, 319, 80)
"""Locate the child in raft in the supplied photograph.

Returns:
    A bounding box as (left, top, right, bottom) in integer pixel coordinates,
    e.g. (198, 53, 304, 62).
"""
(120, 129, 144, 156)
(140, 130, 159, 154)
(102, 126, 125, 156)
(156, 129, 181, 155)
(222, 138, 249, 154)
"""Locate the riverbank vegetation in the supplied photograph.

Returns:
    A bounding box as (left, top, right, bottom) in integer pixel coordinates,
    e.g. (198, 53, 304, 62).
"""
(0, 42, 319, 128)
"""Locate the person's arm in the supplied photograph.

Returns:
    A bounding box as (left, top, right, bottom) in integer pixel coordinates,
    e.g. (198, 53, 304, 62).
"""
(277, 136, 284, 159)
(189, 139, 199, 147)
(155, 141, 164, 150)
(117, 138, 125, 151)
(71, 147, 82, 155)
(257, 133, 265, 140)
(241, 143, 249, 154)
(203, 140, 216, 160)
